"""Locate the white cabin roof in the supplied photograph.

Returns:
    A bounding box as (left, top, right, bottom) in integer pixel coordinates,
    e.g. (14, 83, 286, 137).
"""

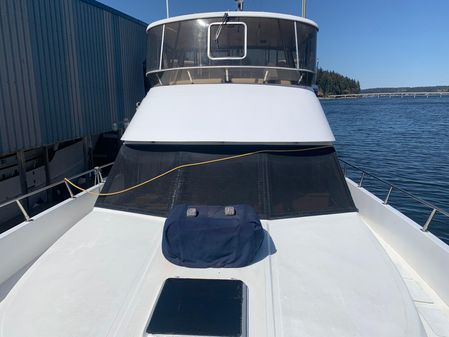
(0, 209, 425, 337)
(122, 84, 335, 145)
(147, 11, 319, 31)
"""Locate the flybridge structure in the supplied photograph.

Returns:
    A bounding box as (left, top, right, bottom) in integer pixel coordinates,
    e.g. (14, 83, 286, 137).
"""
(1, 8, 449, 337)
(126, 11, 325, 144)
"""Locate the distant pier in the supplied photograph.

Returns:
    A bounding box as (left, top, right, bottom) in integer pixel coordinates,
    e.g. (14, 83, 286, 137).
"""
(328, 92, 449, 99)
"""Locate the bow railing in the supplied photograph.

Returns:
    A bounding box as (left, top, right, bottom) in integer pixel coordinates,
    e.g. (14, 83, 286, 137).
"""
(339, 159, 449, 232)
(0, 163, 113, 223)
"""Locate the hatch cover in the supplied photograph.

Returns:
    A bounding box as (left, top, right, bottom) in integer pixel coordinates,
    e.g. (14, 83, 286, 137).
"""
(147, 278, 247, 336)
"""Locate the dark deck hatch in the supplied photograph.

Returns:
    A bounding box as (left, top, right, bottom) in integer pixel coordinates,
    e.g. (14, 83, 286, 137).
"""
(147, 278, 247, 336)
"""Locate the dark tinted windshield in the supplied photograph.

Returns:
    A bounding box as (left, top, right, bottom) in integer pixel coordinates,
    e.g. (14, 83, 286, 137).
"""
(96, 145, 356, 219)
(145, 16, 317, 87)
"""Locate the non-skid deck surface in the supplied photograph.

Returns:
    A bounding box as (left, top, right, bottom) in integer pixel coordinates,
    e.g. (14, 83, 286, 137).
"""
(0, 209, 427, 337)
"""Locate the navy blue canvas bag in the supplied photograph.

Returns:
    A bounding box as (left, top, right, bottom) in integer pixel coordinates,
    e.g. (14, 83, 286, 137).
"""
(162, 204, 264, 268)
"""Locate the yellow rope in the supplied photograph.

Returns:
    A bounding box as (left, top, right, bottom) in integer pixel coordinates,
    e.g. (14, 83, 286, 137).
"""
(64, 146, 330, 197)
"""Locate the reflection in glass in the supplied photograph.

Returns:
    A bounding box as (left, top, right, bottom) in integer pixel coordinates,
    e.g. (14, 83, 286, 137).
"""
(145, 16, 318, 88)
(208, 23, 246, 60)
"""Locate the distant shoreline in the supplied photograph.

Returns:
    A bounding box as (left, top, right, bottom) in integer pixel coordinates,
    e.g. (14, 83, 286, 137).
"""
(361, 85, 449, 94)
(319, 92, 449, 100)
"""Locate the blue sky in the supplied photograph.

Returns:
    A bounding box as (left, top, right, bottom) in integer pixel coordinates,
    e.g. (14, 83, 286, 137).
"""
(99, 0, 449, 89)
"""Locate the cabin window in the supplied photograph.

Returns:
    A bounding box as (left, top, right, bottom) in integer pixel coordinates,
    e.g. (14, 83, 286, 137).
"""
(208, 22, 247, 60)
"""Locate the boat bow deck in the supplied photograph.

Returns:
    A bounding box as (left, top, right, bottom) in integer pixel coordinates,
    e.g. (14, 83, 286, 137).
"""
(0, 208, 430, 337)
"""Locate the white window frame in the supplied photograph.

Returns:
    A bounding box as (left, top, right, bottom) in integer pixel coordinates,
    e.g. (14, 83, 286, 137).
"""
(207, 22, 247, 61)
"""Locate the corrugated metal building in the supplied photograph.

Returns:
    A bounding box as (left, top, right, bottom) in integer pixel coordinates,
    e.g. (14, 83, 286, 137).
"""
(0, 0, 148, 231)
(0, 0, 147, 156)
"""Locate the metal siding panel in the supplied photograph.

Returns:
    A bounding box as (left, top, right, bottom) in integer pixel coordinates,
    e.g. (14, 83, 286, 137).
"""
(83, 4, 94, 134)
(127, 21, 137, 119)
(88, 6, 97, 133)
(2, 0, 23, 150)
(103, 12, 118, 128)
(0, 80, 6, 153)
(73, 0, 86, 137)
(48, 0, 65, 143)
(17, 0, 33, 146)
(101, 11, 111, 131)
(85, 2, 96, 135)
(79, 0, 147, 27)
(88, 5, 98, 134)
(119, 18, 128, 120)
(52, 0, 72, 142)
(128, 22, 140, 119)
(76, 1, 92, 136)
(42, 0, 61, 144)
(0, 1, 13, 153)
(6, 0, 26, 149)
(90, 6, 99, 132)
(94, 8, 110, 133)
(20, 0, 41, 148)
(12, 0, 34, 148)
(62, 0, 80, 138)
(133, 23, 146, 118)
(0, 0, 147, 156)
(112, 15, 125, 123)
(33, 0, 56, 145)
(119, 18, 146, 122)
(71, 0, 83, 138)
(92, 5, 104, 133)
(46, 0, 62, 142)
(28, 0, 50, 147)
(67, 0, 84, 137)
(87, 4, 98, 134)
(39, 0, 54, 143)
(103, 14, 113, 131)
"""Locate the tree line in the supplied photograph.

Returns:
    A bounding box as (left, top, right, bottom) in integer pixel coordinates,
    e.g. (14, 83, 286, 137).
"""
(361, 86, 449, 93)
(316, 68, 361, 96)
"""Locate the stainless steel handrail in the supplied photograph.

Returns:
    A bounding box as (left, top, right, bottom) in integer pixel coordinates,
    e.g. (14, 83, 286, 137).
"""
(340, 158, 449, 232)
(146, 65, 316, 76)
(0, 162, 113, 221)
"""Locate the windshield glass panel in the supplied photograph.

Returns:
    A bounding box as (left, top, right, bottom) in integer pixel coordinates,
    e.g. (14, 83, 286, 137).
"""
(146, 17, 316, 72)
(297, 22, 317, 70)
(146, 25, 163, 71)
(244, 17, 298, 69)
(161, 19, 211, 69)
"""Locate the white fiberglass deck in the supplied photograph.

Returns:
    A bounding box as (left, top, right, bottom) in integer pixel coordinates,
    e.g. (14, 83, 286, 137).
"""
(374, 231, 449, 337)
(0, 208, 436, 337)
(347, 179, 449, 337)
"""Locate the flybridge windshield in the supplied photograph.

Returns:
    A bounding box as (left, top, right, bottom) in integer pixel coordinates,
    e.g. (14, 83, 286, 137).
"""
(145, 16, 317, 87)
(96, 145, 356, 219)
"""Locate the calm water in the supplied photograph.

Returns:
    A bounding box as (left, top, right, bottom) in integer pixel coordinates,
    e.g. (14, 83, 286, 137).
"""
(322, 97, 449, 244)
